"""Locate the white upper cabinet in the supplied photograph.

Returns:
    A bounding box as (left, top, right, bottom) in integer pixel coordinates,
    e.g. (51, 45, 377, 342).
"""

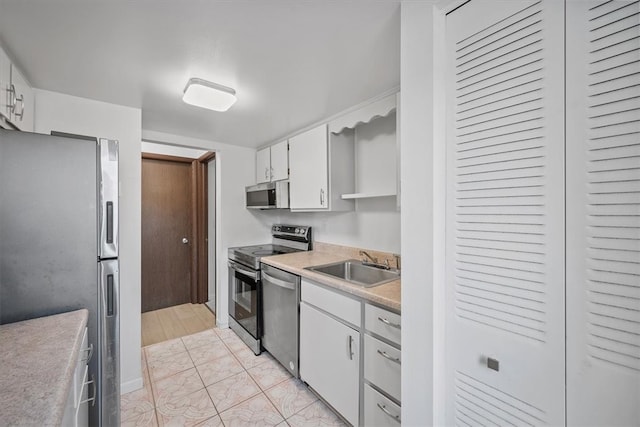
(256, 146, 271, 183)
(289, 125, 328, 209)
(289, 124, 354, 211)
(10, 65, 34, 132)
(0, 47, 12, 122)
(0, 45, 34, 132)
(269, 140, 288, 181)
(256, 140, 288, 183)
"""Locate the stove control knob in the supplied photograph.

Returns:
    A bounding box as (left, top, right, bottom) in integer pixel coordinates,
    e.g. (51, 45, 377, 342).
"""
(275, 226, 281, 232)
(295, 228, 300, 233)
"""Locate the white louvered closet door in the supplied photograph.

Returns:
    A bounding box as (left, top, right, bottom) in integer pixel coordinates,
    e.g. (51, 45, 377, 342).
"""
(445, 1, 565, 425)
(566, 1, 640, 425)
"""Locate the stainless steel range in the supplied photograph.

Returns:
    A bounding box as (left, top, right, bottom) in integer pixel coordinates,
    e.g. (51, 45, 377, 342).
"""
(228, 225, 312, 354)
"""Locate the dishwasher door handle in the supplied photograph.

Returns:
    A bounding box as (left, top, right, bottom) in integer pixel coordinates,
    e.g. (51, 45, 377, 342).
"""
(262, 271, 296, 290)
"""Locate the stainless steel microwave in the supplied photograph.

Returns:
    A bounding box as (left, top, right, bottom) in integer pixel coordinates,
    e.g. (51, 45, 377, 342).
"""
(245, 181, 289, 209)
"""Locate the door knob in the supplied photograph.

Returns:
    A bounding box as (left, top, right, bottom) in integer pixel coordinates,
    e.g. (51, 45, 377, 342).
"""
(182, 237, 189, 244)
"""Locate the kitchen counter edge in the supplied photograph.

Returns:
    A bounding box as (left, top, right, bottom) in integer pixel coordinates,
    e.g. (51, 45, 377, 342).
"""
(261, 251, 401, 312)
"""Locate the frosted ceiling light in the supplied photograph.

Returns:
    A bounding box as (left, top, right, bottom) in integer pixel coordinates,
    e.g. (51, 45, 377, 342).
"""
(182, 78, 236, 112)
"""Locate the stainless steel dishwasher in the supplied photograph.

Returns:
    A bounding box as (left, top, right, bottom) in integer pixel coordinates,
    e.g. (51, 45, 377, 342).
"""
(261, 263, 301, 377)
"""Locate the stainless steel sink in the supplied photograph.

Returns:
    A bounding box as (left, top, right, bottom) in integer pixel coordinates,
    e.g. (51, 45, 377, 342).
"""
(305, 259, 400, 288)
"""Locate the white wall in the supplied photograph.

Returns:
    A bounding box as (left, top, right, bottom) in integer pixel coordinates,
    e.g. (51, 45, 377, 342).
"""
(400, 1, 446, 425)
(141, 141, 207, 159)
(267, 196, 400, 253)
(34, 89, 143, 394)
(142, 130, 273, 328)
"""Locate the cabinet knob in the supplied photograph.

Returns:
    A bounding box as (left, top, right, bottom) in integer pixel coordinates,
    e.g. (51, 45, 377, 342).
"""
(487, 357, 500, 372)
(182, 237, 189, 244)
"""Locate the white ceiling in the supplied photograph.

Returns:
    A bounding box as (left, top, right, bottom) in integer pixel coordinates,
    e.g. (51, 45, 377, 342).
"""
(0, 1, 400, 148)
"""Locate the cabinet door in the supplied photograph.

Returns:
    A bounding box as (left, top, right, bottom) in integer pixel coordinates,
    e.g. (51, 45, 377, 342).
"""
(300, 301, 359, 426)
(289, 124, 328, 209)
(10, 65, 34, 132)
(566, 1, 640, 425)
(0, 47, 12, 121)
(270, 140, 289, 181)
(256, 146, 271, 183)
(445, 1, 565, 425)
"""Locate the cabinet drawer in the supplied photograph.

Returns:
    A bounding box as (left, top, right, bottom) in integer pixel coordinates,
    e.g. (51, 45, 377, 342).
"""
(74, 327, 89, 406)
(301, 279, 361, 326)
(364, 334, 401, 401)
(364, 384, 401, 426)
(365, 304, 401, 345)
(75, 365, 89, 426)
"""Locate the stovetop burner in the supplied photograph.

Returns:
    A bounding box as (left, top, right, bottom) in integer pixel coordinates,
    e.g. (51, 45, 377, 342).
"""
(228, 226, 312, 270)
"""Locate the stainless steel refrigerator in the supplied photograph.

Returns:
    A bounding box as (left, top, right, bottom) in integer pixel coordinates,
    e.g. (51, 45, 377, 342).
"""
(0, 130, 120, 427)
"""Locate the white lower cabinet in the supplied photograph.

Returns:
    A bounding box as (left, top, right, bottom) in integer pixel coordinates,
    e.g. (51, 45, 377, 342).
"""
(299, 280, 401, 426)
(61, 327, 90, 427)
(300, 301, 360, 426)
(364, 384, 401, 426)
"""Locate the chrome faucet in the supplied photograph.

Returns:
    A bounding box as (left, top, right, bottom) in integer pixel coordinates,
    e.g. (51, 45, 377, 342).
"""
(359, 250, 378, 264)
(359, 250, 390, 270)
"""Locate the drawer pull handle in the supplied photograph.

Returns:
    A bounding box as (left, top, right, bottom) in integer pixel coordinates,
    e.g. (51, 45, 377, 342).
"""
(378, 316, 401, 330)
(81, 374, 97, 406)
(377, 349, 401, 365)
(377, 403, 401, 422)
(82, 343, 94, 363)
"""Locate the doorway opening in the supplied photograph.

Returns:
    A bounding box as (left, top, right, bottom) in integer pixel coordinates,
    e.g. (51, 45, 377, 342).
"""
(140, 146, 217, 346)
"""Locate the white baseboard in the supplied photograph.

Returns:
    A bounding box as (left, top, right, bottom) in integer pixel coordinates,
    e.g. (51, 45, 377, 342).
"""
(121, 377, 143, 395)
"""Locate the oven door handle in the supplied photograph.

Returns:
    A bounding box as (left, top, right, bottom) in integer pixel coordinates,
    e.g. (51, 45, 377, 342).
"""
(262, 271, 296, 290)
(228, 260, 259, 280)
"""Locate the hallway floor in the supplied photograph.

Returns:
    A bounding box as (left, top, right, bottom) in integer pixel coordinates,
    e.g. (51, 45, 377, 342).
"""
(122, 326, 346, 426)
(141, 303, 215, 346)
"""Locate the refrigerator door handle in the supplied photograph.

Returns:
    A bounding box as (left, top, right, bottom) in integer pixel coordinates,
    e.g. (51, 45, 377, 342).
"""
(106, 201, 114, 244)
(106, 274, 115, 316)
(98, 139, 119, 259)
(99, 259, 120, 426)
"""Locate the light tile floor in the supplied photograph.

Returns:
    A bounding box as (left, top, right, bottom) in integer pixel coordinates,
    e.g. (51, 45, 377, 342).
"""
(122, 327, 347, 427)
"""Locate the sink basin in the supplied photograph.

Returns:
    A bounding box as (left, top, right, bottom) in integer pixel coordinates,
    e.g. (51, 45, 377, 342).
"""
(305, 259, 400, 288)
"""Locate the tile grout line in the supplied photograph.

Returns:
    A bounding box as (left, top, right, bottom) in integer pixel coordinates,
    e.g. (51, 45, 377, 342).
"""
(136, 328, 329, 426)
(181, 334, 224, 426)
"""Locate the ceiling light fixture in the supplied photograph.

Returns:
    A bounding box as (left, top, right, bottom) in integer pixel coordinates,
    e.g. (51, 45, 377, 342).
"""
(182, 78, 237, 112)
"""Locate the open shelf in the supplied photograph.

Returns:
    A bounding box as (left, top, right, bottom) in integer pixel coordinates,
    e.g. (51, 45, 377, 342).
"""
(341, 192, 397, 200)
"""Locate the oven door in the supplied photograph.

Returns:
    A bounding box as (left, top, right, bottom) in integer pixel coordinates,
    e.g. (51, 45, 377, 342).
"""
(228, 260, 261, 339)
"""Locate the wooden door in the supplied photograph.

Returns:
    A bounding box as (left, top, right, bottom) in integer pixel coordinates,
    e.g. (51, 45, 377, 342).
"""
(445, 1, 565, 424)
(566, 1, 640, 424)
(289, 124, 328, 209)
(142, 157, 193, 312)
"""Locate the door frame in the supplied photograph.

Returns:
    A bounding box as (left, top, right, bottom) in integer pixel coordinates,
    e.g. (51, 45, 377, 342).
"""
(141, 152, 214, 305)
